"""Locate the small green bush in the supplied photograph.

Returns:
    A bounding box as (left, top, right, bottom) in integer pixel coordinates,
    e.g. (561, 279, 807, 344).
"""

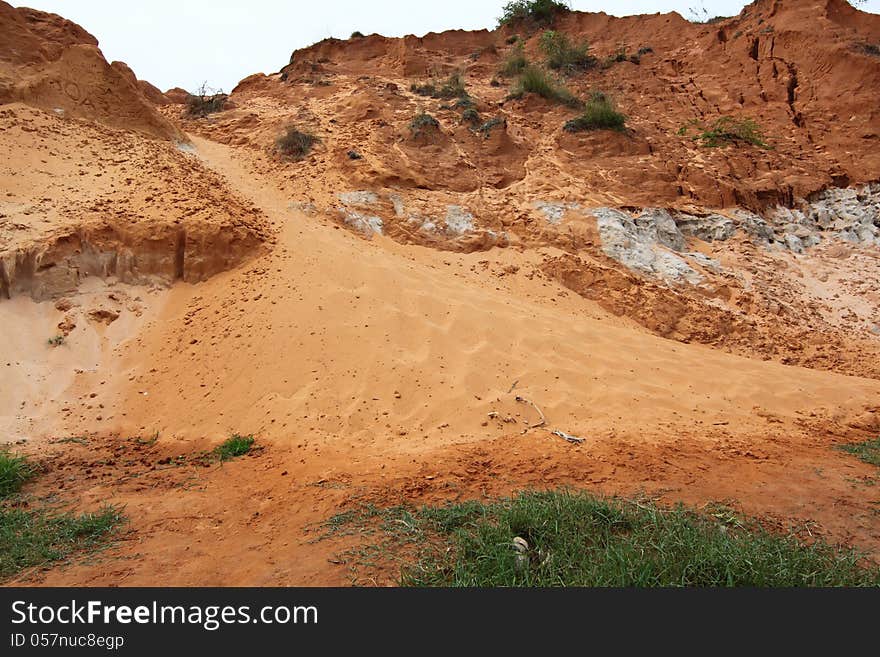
(0, 450, 34, 499)
(539, 30, 596, 72)
(564, 91, 627, 132)
(692, 116, 769, 148)
(276, 126, 319, 160)
(511, 65, 580, 108)
(213, 434, 255, 461)
(499, 0, 570, 27)
(350, 31, 365, 39)
(437, 73, 467, 99)
(410, 112, 440, 139)
(461, 108, 481, 126)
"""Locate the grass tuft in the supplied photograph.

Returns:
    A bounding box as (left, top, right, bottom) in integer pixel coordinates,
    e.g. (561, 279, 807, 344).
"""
(213, 434, 255, 462)
(276, 126, 319, 160)
(539, 30, 596, 73)
(511, 65, 580, 108)
(563, 91, 627, 132)
(322, 489, 880, 587)
(499, 44, 528, 77)
(0, 450, 35, 499)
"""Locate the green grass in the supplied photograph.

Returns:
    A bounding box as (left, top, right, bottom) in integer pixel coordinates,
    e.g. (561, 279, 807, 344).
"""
(276, 126, 319, 160)
(689, 116, 769, 148)
(499, 44, 528, 77)
(322, 489, 880, 587)
(47, 335, 65, 347)
(0, 449, 35, 499)
(498, 0, 569, 27)
(0, 449, 124, 580)
(510, 65, 581, 108)
(837, 437, 880, 468)
(539, 30, 596, 73)
(564, 91, 627, 132)
(213, 434, 255, 461)
(0, 505, 124, 580)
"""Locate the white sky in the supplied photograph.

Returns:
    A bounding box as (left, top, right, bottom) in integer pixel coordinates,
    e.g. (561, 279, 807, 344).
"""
(11, 0, 880, 92)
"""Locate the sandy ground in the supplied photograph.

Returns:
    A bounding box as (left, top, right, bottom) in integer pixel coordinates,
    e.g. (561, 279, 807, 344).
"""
(3, 0, 880, 587)
(5, 136, 879, 586)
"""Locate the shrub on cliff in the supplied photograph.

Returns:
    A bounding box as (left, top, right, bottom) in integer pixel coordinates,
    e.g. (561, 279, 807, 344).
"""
(539, 30, 596, 73)
(276, 126, 319, 160)
(688, 116, 769, 148)
(564, 92, 626, 132)
(498, 0, 570, 27)
(410, 112, 440, 140)
(499, 43, 528, 77)
(185, 83, 227, 117)
(510, 65, 580, 108)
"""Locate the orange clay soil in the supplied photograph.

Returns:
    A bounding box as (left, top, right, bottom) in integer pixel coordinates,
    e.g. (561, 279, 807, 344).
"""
(1, 0, 880, 586)
(5, 136, 880, 586)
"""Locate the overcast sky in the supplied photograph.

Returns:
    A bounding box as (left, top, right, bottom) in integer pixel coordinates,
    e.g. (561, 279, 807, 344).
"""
(11, 0, 880, 92)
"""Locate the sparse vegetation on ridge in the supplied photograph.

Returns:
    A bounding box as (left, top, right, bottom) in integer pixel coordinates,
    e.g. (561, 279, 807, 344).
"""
(321, 490, 880, 587)
(498, 0, 570, 27)
(564, 91, 627, 132)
